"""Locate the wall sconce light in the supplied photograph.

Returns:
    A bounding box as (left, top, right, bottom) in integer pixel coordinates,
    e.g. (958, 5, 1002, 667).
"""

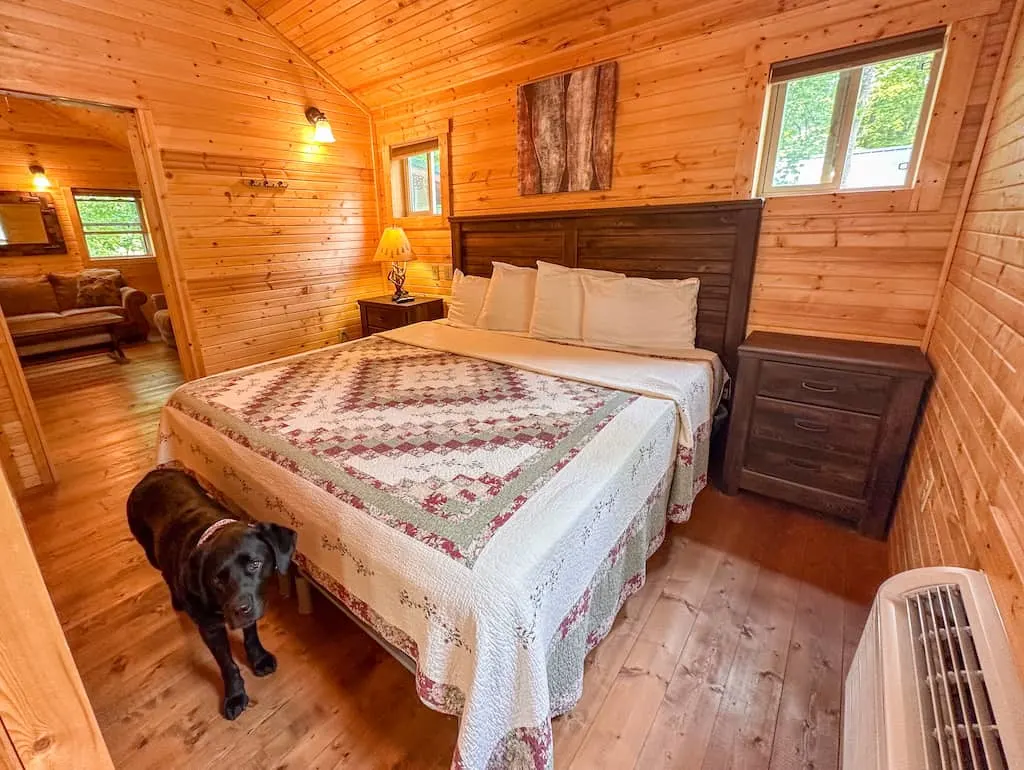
(305, 107, 335, 144)
(29, 164, 51, 191)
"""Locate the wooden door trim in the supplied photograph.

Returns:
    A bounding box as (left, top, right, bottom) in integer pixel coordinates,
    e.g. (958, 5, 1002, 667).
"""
(0, 465, 113, 768)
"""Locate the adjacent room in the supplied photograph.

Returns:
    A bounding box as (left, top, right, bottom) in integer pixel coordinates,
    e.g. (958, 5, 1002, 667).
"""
(0, 2, 1021, 770)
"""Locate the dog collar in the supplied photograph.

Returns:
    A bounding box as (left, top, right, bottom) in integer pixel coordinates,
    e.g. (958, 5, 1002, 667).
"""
(195, 518, 237, 550)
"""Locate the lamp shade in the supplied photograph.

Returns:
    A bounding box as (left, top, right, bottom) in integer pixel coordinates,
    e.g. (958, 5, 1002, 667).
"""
(373, 227, 416, 263)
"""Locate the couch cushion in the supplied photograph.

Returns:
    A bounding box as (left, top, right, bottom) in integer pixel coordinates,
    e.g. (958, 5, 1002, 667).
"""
(48, 272, 81, 311)
(62, 306, 126, 320)
(76, 270, 124, 308)
(0, 276, 60, 316)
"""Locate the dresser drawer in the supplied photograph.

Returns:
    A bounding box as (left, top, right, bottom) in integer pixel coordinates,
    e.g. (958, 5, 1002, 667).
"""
(758, 360, 891, 415)
(750, 396, 880, 456)
(363, 304, 404, 330)
(745, 437, 870, 499)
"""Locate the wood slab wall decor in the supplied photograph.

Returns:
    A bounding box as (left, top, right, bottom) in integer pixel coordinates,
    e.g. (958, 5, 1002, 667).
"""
(517, 63, 617, 195)
(250, 0, 1016, 346)
(890, 14, 1024, 671)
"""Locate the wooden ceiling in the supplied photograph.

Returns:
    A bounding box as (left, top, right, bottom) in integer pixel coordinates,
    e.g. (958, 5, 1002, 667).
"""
(243, 0, 825, 109)
(0, 94, 130, 150)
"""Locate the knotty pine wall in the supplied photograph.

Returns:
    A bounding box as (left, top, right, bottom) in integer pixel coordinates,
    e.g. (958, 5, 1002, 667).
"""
(0, 0, 382, 377)
(0, 103, 163, 323)
(252, 0, 1017, 345)
(890, 19, 1024, 667)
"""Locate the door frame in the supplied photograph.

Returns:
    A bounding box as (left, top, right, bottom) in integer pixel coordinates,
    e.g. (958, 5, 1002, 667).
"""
(0, 463, 114, 768)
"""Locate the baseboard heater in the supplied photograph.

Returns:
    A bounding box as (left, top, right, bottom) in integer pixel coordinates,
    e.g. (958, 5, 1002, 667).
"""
(844, 567, 1024, 769)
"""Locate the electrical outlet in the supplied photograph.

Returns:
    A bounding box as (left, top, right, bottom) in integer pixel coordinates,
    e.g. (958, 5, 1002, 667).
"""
(440, 264, 453, 281)
(339, 329, 349, 343)
(431, 264, 440, 281)
(919, 467, 935, 511)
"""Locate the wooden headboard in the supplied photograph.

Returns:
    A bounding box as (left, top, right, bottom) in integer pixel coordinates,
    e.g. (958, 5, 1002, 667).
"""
(450, 200, 764, 374)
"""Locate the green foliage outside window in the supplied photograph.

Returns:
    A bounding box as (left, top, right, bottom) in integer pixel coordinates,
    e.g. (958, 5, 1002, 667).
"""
(768, 50, 936, 189)
(73, 193, 152, 259)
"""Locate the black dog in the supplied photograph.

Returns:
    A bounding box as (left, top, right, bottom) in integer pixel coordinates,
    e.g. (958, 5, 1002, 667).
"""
(127, 468, 297, 719)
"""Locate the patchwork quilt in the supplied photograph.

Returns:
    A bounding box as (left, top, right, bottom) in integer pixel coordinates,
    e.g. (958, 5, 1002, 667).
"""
(157, 323, 721, 770)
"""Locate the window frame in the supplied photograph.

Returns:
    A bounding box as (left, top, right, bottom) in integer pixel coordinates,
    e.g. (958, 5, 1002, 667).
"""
(70, 187, 154, 261)
(381, 120, 452, 229)
(757, 34, 944, 198)
(393, 140, 441, 218)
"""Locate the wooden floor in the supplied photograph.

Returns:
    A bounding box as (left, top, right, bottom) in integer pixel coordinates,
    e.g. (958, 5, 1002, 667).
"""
(17, 341, 890, 770)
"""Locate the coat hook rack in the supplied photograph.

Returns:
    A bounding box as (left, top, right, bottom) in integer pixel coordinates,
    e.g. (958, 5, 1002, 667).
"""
(245, 178, 289, 190)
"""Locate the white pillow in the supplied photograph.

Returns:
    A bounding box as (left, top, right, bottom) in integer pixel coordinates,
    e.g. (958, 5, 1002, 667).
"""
(580, 274, 700, 357)
(476, 262, 537, 333)
(529, 261, 624, 342)
(447, 269, 489, 328)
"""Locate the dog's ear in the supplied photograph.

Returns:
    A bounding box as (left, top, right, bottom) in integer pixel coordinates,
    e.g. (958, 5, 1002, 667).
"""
(255, 522, 297, 575)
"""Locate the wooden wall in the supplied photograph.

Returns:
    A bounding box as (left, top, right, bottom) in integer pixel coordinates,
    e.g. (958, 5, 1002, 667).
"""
(251, 0, 1015, 346)
(0, 0, 382, 376)
(0, 97, 163, 323)
(890, 13, 1024, 667)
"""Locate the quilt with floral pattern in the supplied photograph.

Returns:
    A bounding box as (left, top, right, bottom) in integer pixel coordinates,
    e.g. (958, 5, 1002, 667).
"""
(158, 323, 719, 770)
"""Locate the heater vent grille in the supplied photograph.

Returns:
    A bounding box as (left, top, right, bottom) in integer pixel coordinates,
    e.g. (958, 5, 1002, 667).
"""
(907, 584, 1008, 770)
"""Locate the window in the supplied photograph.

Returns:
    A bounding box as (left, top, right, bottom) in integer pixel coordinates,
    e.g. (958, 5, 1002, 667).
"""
(390, 139, 443, 217)
(758, 28, 944, 196)
(72, 189, 153, 259)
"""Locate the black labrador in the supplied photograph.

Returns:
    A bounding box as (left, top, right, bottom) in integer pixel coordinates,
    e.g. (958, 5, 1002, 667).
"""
(127, 468, 297, 719)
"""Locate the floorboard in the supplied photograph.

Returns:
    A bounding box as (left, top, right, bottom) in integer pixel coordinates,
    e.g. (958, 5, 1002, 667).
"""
(16, 341, 890, 769)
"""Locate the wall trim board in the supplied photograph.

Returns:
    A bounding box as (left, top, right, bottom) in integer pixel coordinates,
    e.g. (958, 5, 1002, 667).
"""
(0, 463, 113, 768)
(921, 0, 1024, 349)
(127, 108, 203, 379)
(0, 314, 55, 488)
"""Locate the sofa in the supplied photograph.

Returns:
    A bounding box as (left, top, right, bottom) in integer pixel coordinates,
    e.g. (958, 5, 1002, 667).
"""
(0, 269, 150, 360)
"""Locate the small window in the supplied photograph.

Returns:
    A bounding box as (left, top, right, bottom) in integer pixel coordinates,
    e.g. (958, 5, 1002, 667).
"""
(72, 189, 153, 259)
(390, 139, 443, 217)
(758, 29, 944, 196)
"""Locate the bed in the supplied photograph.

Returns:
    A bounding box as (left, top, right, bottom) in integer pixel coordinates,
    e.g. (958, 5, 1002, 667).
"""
(157, 200, 763, 770)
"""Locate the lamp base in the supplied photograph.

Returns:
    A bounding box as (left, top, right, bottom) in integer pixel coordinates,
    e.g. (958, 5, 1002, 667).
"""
(393, 294, 415, 304)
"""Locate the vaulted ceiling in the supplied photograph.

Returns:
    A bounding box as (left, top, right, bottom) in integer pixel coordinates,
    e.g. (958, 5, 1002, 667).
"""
(243, 0, 825, 110)
(0, 94, 130, 150)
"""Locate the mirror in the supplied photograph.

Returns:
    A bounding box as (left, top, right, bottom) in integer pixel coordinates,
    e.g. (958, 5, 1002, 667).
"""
(0, 191, 66, 256)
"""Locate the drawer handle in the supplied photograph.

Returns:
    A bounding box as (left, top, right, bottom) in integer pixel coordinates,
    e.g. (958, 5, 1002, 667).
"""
(793, 419, 829, 433)
(800, 380, 838, 394)
(785, 457, 821, 471)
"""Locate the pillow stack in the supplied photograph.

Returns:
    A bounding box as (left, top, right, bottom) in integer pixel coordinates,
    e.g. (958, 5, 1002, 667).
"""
(446, 260, 700, 358)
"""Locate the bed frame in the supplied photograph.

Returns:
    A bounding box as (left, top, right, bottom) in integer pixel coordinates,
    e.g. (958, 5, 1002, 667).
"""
(450, 200, 764, 375)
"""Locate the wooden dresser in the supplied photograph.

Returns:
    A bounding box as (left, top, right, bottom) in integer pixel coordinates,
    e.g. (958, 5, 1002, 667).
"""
(357, 295, 444, 336)
(722, 332, 931, 538)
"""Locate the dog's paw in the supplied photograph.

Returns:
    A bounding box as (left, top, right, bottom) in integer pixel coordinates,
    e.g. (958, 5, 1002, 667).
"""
(251, 651, 277, 677)
(222, 691, 249, 720)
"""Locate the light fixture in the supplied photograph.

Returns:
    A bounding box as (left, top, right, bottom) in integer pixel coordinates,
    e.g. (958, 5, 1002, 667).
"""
(305, 107, 335, 144)
(373, 226, 417, 303)
(29, 164, 51, 191)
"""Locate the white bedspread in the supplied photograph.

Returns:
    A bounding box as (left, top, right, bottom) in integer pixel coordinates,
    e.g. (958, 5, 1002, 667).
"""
(157, 322, 722, 769)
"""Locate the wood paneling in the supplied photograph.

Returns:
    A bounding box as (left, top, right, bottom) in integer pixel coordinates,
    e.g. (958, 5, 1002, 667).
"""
(0, 0, 383, 376)
(0, 456, 112, 768)
(890, 7, 1024, 668)
(16, 341, 888, 768)
(0, 98, 139, 276)
(250, 0, 1015, 347)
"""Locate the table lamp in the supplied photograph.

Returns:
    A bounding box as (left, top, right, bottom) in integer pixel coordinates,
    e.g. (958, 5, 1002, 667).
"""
(374, 226, 417, 303)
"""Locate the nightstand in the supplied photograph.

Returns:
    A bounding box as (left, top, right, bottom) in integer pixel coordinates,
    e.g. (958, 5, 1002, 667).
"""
(357, 295, 444, 336)
(722, 332, 931, 538)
